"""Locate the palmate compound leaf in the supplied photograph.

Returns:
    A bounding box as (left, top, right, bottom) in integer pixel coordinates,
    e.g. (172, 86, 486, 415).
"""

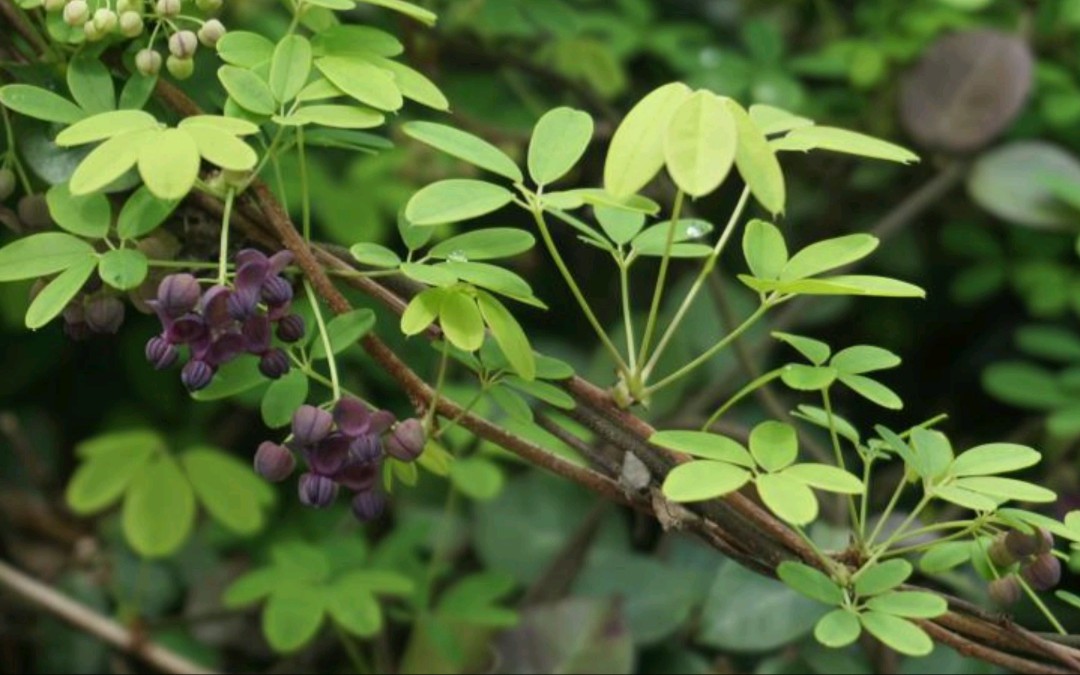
(46, 182, 110, 239)
(270, 34, 313, 103)
(749, 421, 798, 472)
(664, 90, 736, 198)
(403, 121, 522, 182)
(122, 454, 196, 558)
(756, 472, 819, 525)
(181, 446, 274, 535)
(776, 561, 844, 605)
(263, 582, 326, 652)
(65, 430, 160, 514)
(401, 288, 444, 335)
(661, 461, 752, 502)
(604, 82, 692, 197)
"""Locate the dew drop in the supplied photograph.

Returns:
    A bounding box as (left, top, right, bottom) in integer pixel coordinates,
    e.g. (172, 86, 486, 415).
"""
(447, 250, 469, 263)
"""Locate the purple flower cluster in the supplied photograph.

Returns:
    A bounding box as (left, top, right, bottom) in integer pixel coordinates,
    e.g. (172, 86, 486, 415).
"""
(253, 398, 427, 522)
(144, 249, 306, 392)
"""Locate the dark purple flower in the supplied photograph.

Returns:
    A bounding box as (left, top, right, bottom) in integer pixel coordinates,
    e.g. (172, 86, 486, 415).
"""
(292, 405, 333, 445)
(385, 418, 426, 462)
(254, 442, 296, 482)
(350, 490, 386, 521)
(181, 359, 214, 391)
(334, 399, 395, 438)
(226, 288, 259, 320)
(306, 432, 349, 475)
(349, 434, 382, 464)
(276, 313, 305, 343)
(298, 472, 338, 508)
(261, 276, 293, 306)
(207, 332, 247, 366)
(258, 348, 290, 379)
(242, 315, 272, 353)
(199, 285, 234, 330)
(155, 273, 200, 318)
(335, 462, 378, 491)
(145, 335, 179, 370)
(166, 313, 207, 344)
(84, 296, 124, 334)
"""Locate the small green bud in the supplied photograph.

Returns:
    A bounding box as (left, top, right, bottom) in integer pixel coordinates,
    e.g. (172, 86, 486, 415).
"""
(155, 0, 180, 17)
(197, 18, 225, 47)
(166, 55, 194, 80)
(195, 0, 222, 11)
(135, 48, 162, 76)
(116, 0, 140, 12)
(119, 11, 143, 37)
(62, 0, 89, 26)
(168, 30, 198, 59)
(92, 8, 117, 32)
(82, 21, 104, 41)
(43, 0, 66, 11)
(0, 168, 15, 202)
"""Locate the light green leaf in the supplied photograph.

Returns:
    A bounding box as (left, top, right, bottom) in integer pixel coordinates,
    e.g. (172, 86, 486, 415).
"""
(854, 559, 912, 597)
(429, 228, 535, 261)
(179, 115, 260, 136)
(773, 332, 830, 365)
(326, 587, 382, 637)
(953, 476, 1056, 503)
(119, 72, 158, 111)
(350, 243, 400, 268)
(403, 121, 522, 182)
(25, 257, 96, 330)
(777, 561, 844, 605)
(749, 420, 798, 472)
(67, 53, 114, 115)
(919, 541, 971, 574)
(664, 91, 736, 197)
(528, 107, 593, 186)
(830, 345, 900, 374)
(182, 446, 273, 535)
(794, 275, 926, 298)
(595, 205, 645, 245)
(46, 182, 110, 238)
(910, 428, 952, 480)
(604, 82, 692, 197)
(781, 364, 838, 391)
(866, 592, 947, 618)
(0, 84, 85, 124)
(310, 308, 375, 359)
(270, 35, 312, 102)
(449, 456, 506, 501)
(117, 187, 179, 240)
(933, 484, 999, 512)
(859, 612, 932, 656)
(65, 434, 157, 514)
(122, 456, 196, 558)
(55, 110, 159, 146)
(401, 262, 457, 287)
(138, 128, 200, 199)
(370, 57, 448, 111)
(441, 261, 537, 303)
(839, 374, 902, 409)
(312, 25, 403, 58)
(743, 219, 788, 280)
(749, 104, 813, 136)
(815, 609, 861, 648)
(357, 0, 436, 25)
(306, 0, 355, 9)
(951, 443, 1041, 477)
(570, 188, 661, 215)
(405, 179, 513, 226)
(263, 584, 326, 652)
(98, 249, 148, 290)
(224, 568, 286, 607)
(315, 56, 402, 111)
(781, 234, 879, 281)
(69, 128, 157, 195)
(504, 376, 574, 408)
(0, 232, 95, 281)
(337, 570, 415, 597)
(219, 68, 276, 117)
(631, 218, 712, 256)
(216, 31, 275, 68)
(782, 464, 865, 494)
(261, 369, 309, 428)
(728, 100, 785, 214)
(477, 290, 535, 380)
(292, 104, 384, 129)
(778, 126, 919, 164)
(791, 405, 860, 445)
(661, 461, 752, 502)
(182, 125, 258, 171)
(756, 472, 819, 525)
(400, 288, 443, 335)
(649, 430, 754, 466)
(439, 291, 484, 352)
(437, 571, 517, 626)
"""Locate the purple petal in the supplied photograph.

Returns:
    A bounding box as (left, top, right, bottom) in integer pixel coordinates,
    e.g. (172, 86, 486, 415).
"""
(166, 313, 207, 344)
(333, 397, 372, 437)
(242, 315, 272, 353)
(334, 462, 378, 492)
(306, 432, 349, 475)
(268, 250, 293, 275)
(207, 332, 247, 366)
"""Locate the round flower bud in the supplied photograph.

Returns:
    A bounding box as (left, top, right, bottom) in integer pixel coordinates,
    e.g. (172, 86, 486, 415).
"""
(291, 405, 333, 446)
(988, 535, 1017, 569)
(156, 273, 201, 318)
(169, 30, 198, 59)
(198, 18, 225, 47)
(155, 0, 180, 17)
(92, 8, 117, 32)
(348, 434, 382, 464)
(115, 0, 140, 13)
(988, 576, 1021, 607)
(62, 0, 89, 26)
(166, 55, 194, 80)
(258, 348, 290, 379)
(82, 21, 104, 41)
(17, 194, 53, 231)
(1005, 530, 1040, 560)
(84, 296, 125, 334)
(118, 11, 143, 37)
(261, 276, 293, 307)
(135, 49, 162, 76)
(195, 0, 222, 11)
(181, 359, 214, 392)
(276, 313, 305, 343)
(385, 418, 425, 462)
(298, 472, 338, 508)
(226, 288, 258, 320)
(1034, 527, 1054, 555)
(254, 442, 296, 482)
(145, 335, 179, 370)
(1021, 553, 1062, 592)
(0, 168, 15, 202)
(43, 0, 66, 11)
(351, 490, 386, 521)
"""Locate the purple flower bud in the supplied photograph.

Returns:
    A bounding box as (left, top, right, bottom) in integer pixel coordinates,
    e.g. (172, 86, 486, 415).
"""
(254, 442, 296, 482)
(276, 313, 305, 343)
(181, 359, 214, 392)
(292, 405, 333, 445)
(261, 276, 293, 306)
(349, 434, 382, 464)
(335, 462, 377, 492)
(145, 335, 179, 370)
(1021, 553, 1062, 591)
(1034, 527, 1054, 555)
(988, 576, 1021, 606)
(306, 433, 349, 475)
(258, 348, 290, 379)
(988, 535, 1017, 568)
(1006, 530, 1040, 559)
(84, 296, 125, 334)
(385, 418, 426, 462)
(242, 315, 272, 354)
(156, 273, 201, 318)
(298, 472, 338, 508)
(351, 490, 386, 521)
(226, 287, 259, 320)
(166, 313, 207, 344)
(334, 397, 373, 437)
